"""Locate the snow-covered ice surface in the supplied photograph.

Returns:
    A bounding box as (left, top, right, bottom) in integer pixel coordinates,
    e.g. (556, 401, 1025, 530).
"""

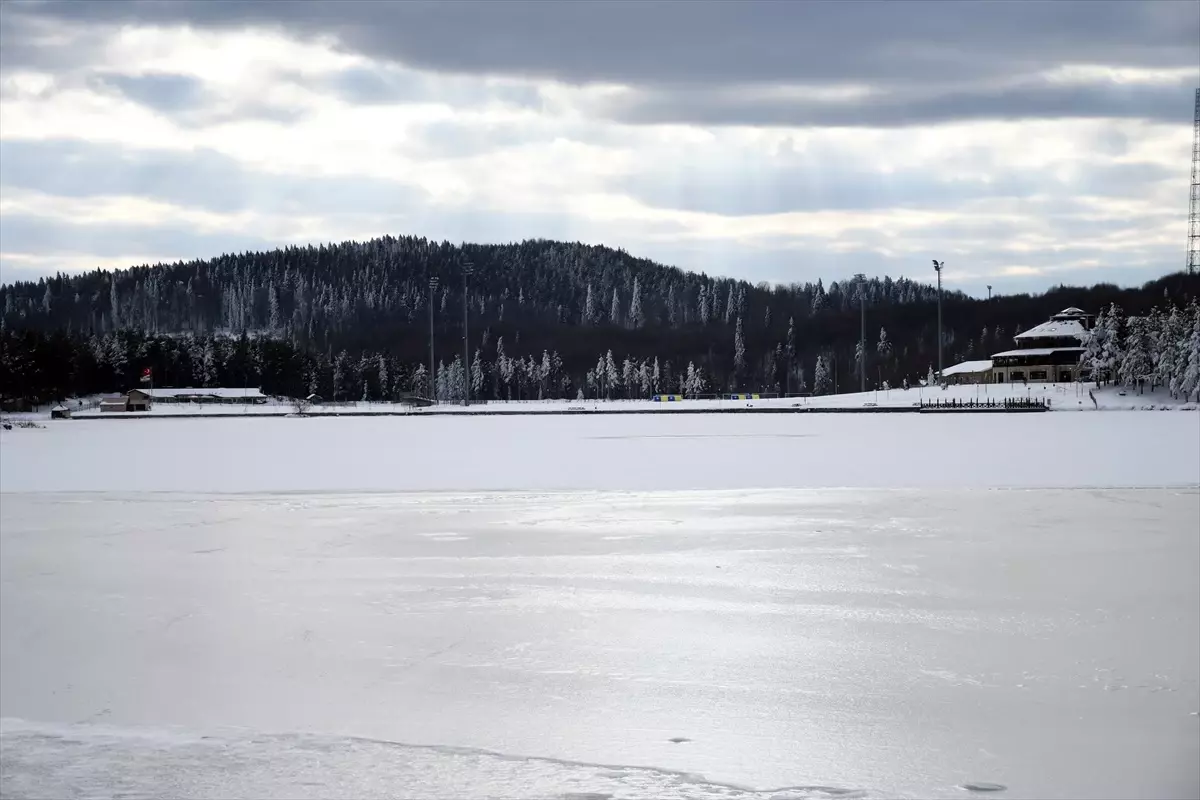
(1, 412, 1198, 493)
(2, 414, 1199, 800)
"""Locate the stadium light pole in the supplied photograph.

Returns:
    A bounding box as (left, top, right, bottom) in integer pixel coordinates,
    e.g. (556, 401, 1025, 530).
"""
(462, 259, 473, 406)
(932, 260, 944, 385)
(859, 276, 866, 394)
(987, 284, 992, 301)
(429, 276, 439, 403)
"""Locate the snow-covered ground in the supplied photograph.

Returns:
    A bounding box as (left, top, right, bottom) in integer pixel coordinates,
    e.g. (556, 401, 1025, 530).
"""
(2, 415, 1198, 799)
(28, 382, 1199, 421)
(1, 412, 1197, 493)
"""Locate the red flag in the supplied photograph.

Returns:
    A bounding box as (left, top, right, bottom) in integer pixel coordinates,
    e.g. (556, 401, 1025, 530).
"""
(140, 368, 152, 384)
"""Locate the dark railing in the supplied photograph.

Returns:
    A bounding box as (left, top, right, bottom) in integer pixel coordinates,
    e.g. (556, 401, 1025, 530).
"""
(920, 397, 1050, 412)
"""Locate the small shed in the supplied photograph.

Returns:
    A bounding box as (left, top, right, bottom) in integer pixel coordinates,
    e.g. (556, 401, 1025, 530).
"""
(126, 388, 150, 412)
(940, 359, 994, 385)
(50, 404, 71, 419)
(306, 393, 323, 404)
(100, 398, 129, 413)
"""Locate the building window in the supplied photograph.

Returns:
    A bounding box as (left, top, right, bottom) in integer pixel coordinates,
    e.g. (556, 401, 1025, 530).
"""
(1011, 371, 1026, 381)
(1030, 370, 1048, 380)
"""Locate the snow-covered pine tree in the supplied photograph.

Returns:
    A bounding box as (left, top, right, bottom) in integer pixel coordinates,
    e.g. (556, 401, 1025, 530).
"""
(109, 277, 120, 331)
(1099, 303, 1124, 384)
(540, 350, 553, 399)
(610, 287, 621, 327)
(449, 355, 465, 403)
(622, 357, 635, 398)
(1153, 308, 1182, 394)
(639, 360, 652, 396)
(813, 355, 831, 395)
(435, 360, 448, 402)
(1081, 305, 1109, 386)
(332, 350, 347, 400)
(1177, 304, 1200, 401)
(471, 349, 484, 398)
(583, 284, 596, 325)
(733, 316, 746, 380)
(628, 277, 644, 329)
(201, 338, 216, 387)
(684, 361, 707, 396)
(377, 354, 390, 399)
(1119, 315, 1153, 391)
(268, 282, 281, 333)
(876, 327, 892, 360)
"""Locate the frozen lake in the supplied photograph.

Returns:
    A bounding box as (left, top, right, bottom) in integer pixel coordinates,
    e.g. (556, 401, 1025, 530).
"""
(2, 414, 1198, 799)
(1, 411, 1198, 492)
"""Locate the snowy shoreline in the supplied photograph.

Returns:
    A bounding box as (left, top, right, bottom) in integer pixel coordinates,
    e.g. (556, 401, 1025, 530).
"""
(14, 382, 1198, 422)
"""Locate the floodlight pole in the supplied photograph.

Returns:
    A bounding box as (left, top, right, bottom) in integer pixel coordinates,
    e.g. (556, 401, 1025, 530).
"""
(429, 276, 439, 404)
(933, 260, 944, 386)
(462, 260, 473, 406)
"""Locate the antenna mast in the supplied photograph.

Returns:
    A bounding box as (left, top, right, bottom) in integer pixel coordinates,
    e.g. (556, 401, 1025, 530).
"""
(1189, 88, 1200, 275)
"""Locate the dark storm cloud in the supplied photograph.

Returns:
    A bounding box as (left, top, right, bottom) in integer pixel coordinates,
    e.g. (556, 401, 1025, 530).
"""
(602, 79, 1195, 128)
(6, 1, 1195, 126)
(0, 139, 428, 215)
(9, 0, 1195, 84)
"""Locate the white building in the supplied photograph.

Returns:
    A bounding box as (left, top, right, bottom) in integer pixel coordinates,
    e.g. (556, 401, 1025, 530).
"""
(938, 307, 1094, 385)
(990, 307, 1092, 384)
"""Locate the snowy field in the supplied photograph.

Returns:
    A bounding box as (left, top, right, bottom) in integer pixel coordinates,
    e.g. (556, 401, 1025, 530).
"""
(2, 414, 1198, 800)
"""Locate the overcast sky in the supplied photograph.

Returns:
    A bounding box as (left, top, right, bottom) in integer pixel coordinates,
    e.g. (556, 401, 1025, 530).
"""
(0, 0, 1196, 295)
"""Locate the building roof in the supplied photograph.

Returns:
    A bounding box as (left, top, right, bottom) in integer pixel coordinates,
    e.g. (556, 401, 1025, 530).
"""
(142, 387, 266, 399)
(1056, 307, 1087, 317)
(941, 359, 994, 377)
(51, 405, 68, 412)
(1013, 318, 1087, 341)
(991, 347, 1085, 358)
(99, 398, 128, 406)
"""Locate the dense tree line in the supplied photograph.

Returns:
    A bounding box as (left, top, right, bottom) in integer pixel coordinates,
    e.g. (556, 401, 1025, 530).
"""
(1082, 300, 1200, 400)
(1, 235, 1199, 405)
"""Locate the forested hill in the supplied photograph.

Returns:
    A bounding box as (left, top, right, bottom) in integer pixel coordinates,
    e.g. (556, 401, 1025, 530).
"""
(1, 235, 1198, 405)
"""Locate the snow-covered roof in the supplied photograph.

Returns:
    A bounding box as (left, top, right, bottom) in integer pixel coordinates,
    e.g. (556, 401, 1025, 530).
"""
(1013, 318, 1087, 341)
(99, 399, 128, 406)
(51, 405, 68, 412)
(142, 387, 267, 399)
(1056, 307, 1087, 317)
(941, 359, 993, 377)
(991, 347, 1085, 358)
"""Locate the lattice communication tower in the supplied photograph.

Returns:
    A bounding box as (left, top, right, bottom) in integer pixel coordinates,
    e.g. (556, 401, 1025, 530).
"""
(1189, 87, 1200, 275)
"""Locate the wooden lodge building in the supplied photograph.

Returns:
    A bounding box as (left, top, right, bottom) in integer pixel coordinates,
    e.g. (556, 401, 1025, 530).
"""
(941, 307, 1094, 385)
